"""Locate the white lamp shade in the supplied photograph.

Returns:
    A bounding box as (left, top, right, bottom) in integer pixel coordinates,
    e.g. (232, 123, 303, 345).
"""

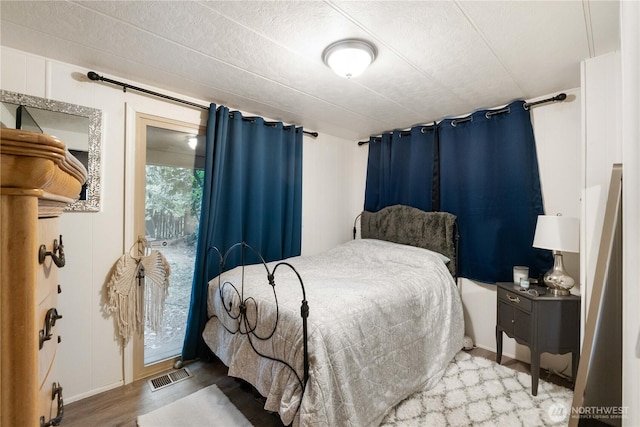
(533, 215, 580, 253)
(322, 39, 377, 79)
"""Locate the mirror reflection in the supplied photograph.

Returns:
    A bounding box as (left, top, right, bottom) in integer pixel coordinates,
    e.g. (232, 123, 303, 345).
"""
(0, 90, 102, 211)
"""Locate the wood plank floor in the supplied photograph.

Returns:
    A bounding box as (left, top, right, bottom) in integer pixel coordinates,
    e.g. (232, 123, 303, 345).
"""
(63, 348, 573, 426)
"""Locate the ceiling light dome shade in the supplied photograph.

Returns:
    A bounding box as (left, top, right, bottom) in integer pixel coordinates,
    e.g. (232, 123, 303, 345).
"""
(322, 39, 377, 79)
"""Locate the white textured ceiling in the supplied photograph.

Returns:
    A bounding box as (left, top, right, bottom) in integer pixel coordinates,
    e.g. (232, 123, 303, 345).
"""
(0, 1, 620, 140)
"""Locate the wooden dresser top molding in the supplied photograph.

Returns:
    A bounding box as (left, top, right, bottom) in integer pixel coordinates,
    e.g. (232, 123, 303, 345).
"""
(1, 128, 87, 216)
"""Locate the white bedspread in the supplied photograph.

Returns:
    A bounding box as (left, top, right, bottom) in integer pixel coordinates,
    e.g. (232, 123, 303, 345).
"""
(203, 239, 464, 426)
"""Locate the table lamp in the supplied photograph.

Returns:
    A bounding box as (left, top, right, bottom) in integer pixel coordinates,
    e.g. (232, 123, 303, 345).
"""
(532, 214, 579, 296)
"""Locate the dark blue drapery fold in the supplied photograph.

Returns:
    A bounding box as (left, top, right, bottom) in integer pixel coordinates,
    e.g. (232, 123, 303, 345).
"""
(182, 105, 303, 360)
(363, 101, 551, 283)
(364, 125, 437, 212)
(439, 101, 550, 283)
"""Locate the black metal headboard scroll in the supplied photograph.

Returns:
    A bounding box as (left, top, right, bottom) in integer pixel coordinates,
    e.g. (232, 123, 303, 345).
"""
(212, 242, 309, 414)
(360, 205, 459, 277)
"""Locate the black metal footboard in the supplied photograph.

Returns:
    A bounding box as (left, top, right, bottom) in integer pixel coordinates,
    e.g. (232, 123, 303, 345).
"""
(210, 242, 309, 416)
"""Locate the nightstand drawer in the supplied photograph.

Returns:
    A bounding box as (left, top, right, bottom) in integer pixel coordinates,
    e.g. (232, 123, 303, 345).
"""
(497, 287, 532, 312)
(497, 300, 531, 342)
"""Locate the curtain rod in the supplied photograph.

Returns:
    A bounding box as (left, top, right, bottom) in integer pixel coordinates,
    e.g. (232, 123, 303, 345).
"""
(357, 93, 567, 146)
(86, 71, 318, 138)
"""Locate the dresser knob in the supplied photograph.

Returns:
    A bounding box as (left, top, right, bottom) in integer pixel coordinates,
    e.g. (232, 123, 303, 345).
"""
(40, 382, 64, 427)
(38, 235, 65, 268)
(39, 308, 63, 350)
(58, 284, 62, 294)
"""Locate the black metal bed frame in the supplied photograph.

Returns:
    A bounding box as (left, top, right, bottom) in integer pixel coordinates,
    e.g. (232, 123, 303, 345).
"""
(210, 211, 459, 420)
(211, 242, 310, 415)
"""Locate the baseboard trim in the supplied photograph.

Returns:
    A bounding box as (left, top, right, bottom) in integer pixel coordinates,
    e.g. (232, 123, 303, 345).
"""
(66, 380, 124, 404)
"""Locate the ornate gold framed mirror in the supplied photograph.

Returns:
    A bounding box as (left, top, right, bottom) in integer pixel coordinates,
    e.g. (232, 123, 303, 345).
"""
(1, 90, 102, 212)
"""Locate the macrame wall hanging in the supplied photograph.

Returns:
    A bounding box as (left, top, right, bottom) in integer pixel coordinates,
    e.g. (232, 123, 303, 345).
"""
(105, 237, 171, 346)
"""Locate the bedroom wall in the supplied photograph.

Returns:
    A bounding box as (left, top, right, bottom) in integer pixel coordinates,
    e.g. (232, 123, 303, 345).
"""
(0, 46, 359, 402)
(580, 51, 622, 323)
(302, 133, 367, 255)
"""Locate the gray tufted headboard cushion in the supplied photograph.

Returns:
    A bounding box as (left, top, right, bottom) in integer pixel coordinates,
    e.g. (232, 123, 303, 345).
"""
(360, 205, 458, 277)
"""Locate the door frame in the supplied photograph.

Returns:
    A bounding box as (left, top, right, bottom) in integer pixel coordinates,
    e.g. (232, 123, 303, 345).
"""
(124, 104, 206, 382)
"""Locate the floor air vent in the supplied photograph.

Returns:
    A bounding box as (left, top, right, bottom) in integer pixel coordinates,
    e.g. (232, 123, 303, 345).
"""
(148, 367, 193, 392)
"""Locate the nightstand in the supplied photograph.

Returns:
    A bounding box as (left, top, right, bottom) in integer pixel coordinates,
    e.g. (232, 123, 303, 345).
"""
(495, 282, 580, 396)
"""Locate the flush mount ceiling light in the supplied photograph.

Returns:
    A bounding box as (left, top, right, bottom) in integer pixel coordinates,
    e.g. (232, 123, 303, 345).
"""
(322, 39, 377, 79)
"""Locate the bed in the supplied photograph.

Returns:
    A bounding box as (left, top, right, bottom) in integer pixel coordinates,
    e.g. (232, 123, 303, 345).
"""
(202, 205, 465, 426)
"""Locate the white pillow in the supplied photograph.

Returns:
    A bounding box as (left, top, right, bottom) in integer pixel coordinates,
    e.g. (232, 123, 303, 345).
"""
(425, 248, 450, 264)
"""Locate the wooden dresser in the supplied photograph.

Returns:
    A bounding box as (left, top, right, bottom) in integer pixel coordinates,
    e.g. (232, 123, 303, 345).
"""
(1, 128, 86, 427)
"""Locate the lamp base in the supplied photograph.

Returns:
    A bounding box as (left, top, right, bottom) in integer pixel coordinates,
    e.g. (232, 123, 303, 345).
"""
(543, 251, 574, 296)
(548, 287, 570, 297)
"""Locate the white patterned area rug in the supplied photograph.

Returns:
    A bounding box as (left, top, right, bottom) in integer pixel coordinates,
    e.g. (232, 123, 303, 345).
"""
(137, 384, 253, 427)
(381, 351, 573, 427)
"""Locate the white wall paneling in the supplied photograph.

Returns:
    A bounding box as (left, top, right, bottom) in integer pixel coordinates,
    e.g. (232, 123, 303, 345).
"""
(1, 48, 127, 401)
(302, 134, 367, 255)
(580, 52, 622, 325)
(0, 47, 46, 96)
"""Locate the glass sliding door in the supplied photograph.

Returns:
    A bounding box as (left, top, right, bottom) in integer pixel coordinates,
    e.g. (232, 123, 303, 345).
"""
(134, 113, 205, 378)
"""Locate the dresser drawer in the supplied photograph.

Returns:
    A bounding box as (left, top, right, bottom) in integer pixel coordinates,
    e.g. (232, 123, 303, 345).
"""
(36, 217, 63, 425)
(37, 217, 59, 306)
(497, 286, 532, 313)
(39, 366, 63, 426)
(38, 290, 59, 387)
